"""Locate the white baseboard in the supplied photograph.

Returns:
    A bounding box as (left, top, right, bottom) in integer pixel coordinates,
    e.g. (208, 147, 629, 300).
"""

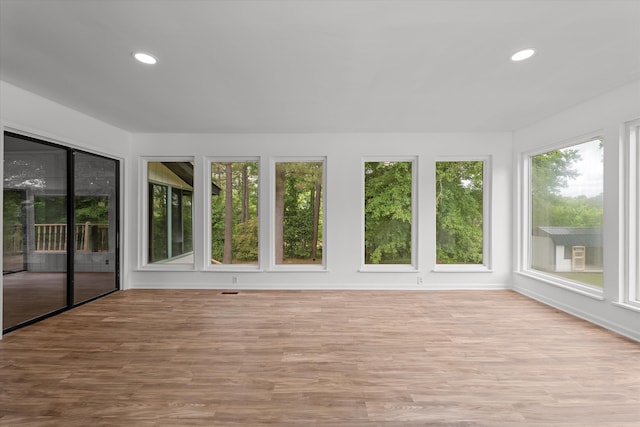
(129, 282, 509, 291)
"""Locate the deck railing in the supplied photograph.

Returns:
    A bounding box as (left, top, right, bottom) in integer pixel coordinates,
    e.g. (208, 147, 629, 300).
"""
(34, 223, 109, 252)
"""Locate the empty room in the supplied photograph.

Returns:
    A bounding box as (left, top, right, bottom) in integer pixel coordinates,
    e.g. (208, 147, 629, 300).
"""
(1, 0, 639, 425)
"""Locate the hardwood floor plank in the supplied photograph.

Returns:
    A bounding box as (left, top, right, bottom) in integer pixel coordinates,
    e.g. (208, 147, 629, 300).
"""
(1, 289, 639, 426)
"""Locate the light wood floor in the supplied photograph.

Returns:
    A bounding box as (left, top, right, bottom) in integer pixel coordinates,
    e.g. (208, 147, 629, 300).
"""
(1, 290, 638, 426)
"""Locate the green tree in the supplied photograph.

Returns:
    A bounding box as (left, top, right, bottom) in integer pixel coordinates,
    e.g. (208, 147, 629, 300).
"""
(223, 163, 233, 263)
(364, 161, 412, 264)
(531, 148, 581, 228)
(211, 161, 259, 263)
(547, 194, 603, 227)
(435, 161, 483, 264)
(233, 217, 259, 261)
(275, 162, 323, 263)
(531, 141, 604, 228)
(75, 196, 109, 223)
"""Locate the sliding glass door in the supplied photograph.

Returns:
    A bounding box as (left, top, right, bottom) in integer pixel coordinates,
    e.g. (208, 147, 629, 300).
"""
(73, 152, 118, 304)
(2, 132, 119, 332)
(3, 135, 69, 329)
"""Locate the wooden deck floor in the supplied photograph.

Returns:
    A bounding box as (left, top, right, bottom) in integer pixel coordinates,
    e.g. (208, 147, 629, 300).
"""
(1, 289, 638, 426)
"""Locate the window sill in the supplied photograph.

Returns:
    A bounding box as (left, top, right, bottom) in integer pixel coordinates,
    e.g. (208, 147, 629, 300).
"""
(269, 265, 328, 272)
(359, 265, 418, 273)
(516, 270, 604, 300)
(432, 264, 493, 273)
(205, 265, 262, 272)
(136, 264, 197, 272)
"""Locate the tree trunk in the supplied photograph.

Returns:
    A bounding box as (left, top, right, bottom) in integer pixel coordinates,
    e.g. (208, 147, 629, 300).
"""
(275, 166, 285, 264)
(310, 179, 321, 261)
(223, 163, 233, 264)
(241, 164, 249, 223)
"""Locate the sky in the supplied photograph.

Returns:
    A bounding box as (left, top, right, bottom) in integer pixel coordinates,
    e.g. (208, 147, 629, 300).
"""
(558, 138, 604, 198)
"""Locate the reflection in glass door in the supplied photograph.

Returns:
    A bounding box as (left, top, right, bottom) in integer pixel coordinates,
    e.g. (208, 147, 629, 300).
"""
(3, 132, 119, 333)
(3, 134, 69, 329)
(73, 152, 118, 304)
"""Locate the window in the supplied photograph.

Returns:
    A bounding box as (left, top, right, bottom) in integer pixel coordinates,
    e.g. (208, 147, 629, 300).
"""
(527, 137, 604, 289)
(146, 161, 194, 265)
(435, 160, 488, 268)
(625, 119, 640, 305)
(273, 159, 325, 267)
(210, 160, 259, 266)
(363, 159, 416, 269)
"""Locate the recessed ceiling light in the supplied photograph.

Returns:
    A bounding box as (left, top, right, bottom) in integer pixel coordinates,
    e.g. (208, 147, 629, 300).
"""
(511, 48, 536, 62)
(133, 52, 158, 65)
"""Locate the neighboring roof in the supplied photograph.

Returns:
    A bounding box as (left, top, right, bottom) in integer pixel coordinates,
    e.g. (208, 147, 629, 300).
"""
(534, 227, 602, 247)
(162, 162, 222, 195)
(162, 162, 194, 187)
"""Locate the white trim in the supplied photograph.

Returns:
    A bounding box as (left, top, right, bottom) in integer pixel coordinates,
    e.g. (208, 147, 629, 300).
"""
(269, 156, 327, 272)
(204, 157, 262, 272)
(138, 156, 196, 270)
(524, 130, 605, 157)
(433, 265, 493, 273)
(433, 155, 492, 271)
(360, 156, 418, 271)
(129, 281, 509, 291)
(516, 270, 604, 300)
(612, 301, 640, 314)
(359, 265, 419, 273)
(623, 119, 640, 305)
(514, 287, 640, 343)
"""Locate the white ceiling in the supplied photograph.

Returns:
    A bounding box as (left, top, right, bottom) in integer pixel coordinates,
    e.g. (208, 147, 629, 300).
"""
(1, 0, 639, 133)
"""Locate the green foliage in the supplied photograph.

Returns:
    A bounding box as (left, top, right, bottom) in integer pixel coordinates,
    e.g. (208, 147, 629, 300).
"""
(33, 196, 109, 225)
(282, 165, 317, 259)
(233, 217, 259, 261)
(364, 161, 412, 264)
(436, 161, 483, 264)
(181, 192, 193, 253)
(75, 196, 109, 223)
(544, 194, 603, 227)
(211, 162, 259, 263)
(277, 162, 323, 262)
(33, 196, 66, 224)
(531, 145, 602, 229)
(531, 149, 580, 197)
(150, 184, 168, 262)
(3, 190, 23, 225)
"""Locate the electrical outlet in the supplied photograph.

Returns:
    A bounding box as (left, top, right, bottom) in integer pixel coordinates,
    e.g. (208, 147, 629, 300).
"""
(232, 276, 238, 284)
(417, 276, 423, 285)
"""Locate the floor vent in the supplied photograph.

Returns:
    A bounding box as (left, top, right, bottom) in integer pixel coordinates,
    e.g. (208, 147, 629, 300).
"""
(221, 291, 239, 295)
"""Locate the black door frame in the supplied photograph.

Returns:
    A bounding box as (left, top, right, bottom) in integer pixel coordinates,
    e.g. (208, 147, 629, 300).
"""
(2, 131, 121, 334)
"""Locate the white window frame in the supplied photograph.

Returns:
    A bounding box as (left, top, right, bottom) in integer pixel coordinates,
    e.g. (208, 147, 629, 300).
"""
(138, 156, 196, 271)
(360, 156, 418, 273)
(269, 156, 327, 272)
(623, 119, 640, 308)
(519, 133, 604, 298)
(205, 157, 262, 272)
(432, 156, 492, 273)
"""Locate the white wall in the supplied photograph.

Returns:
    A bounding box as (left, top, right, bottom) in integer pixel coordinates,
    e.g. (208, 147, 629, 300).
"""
(0, 81, 132, 334)
(513, 80, 640, 341)
(129, 132, 513, 290)
(1, 78, 637, 342)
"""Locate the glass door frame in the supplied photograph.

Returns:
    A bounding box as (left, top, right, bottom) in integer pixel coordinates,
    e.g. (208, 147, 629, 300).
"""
(2, 131, 120, 334)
